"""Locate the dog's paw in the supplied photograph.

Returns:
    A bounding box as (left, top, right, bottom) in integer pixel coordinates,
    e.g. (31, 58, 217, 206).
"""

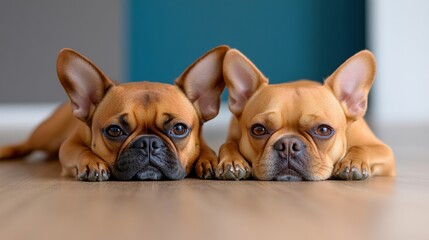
(77, 158, 110, 182)
(195, 158, 216, 179)
(333, 157, 370, 180)
(195, 152, 218, 179)
(216, 156, 251, 180)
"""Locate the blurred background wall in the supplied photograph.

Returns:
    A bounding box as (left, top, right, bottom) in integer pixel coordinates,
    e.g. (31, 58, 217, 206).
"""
(127, 0, 364, 87)
(0, 0, 428, 124)
(0, 0, 124, 102)
(368, 0, 429, 124)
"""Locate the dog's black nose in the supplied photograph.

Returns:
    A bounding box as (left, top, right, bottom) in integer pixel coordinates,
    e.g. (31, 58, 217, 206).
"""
(273, 136, 303, 157)
(132, 135, 165, 156)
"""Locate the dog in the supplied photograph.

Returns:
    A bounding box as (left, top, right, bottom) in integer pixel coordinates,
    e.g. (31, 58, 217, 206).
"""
(0, 45, 229, 181)
(216, 49, 395, 181)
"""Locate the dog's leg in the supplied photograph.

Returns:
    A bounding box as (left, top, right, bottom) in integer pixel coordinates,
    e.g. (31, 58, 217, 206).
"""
(216, 117, 251, 180)
(194, 138, 218, 179)
(59, 129, 110, 182)
(333, 120, 395, 180)
(333, 144, 395, 180)
(0, 103, 76, 160)
(217, 141, 251, 180)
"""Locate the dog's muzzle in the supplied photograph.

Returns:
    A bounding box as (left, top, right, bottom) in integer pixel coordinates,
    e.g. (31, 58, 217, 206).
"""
(272, 136, 309, 181)
(112, 134, 186, 180)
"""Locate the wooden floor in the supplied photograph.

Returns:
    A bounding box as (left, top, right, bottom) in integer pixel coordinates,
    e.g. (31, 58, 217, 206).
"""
(0, 123, 428, 240)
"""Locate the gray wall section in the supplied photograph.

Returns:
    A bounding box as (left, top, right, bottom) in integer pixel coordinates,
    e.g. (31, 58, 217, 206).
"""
(0, 0, 124, 103)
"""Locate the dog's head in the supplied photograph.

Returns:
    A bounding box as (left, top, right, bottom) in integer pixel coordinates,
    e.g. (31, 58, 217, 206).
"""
(57, 46, 228, 180)
(223, 49, 376, 180)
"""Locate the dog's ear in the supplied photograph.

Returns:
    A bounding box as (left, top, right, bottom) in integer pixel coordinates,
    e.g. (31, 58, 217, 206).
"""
(223, 49, 268, 116)
(324, 50, 376, 121)
(175, 45, 229, 122)
(57, 48, 115, 123)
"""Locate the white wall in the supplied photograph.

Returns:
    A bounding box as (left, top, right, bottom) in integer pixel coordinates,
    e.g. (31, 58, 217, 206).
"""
(0, 0, 124, 103)
(368, 0, 429, 124)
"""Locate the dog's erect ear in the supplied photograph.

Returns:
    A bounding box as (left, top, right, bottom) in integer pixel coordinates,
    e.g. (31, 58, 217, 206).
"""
(223, 49, 268, 116)
(57, 48, 115, 123)
(175, 45, 229, 122)
(324, 50, 376, 121)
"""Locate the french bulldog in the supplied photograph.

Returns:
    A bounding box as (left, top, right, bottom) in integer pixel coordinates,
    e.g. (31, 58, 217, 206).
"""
(216, 49, 395, 181)
(0, 45, 229, 181)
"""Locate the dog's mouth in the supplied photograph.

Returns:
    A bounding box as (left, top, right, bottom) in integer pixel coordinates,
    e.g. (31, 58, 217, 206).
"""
(133, 165, 164, 180)
(273, 169, 304, 181)
(113, 156, 186, 181)
(270, 156, 310, 181)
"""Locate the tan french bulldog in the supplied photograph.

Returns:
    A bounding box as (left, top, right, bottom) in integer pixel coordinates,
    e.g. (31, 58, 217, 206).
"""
(216, 49, 395, 181)
(0, 46, 229, 181)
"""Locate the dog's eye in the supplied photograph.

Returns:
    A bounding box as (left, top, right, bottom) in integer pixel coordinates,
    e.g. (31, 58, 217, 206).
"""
(314, 124, 334, 138)
(170, 123, 189, 138)
(105, 125, 124, 138)
(251, 124, 269, 137)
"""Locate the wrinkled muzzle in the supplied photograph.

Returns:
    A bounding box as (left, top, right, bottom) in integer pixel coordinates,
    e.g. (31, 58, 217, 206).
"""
(112, 134, 186, 180)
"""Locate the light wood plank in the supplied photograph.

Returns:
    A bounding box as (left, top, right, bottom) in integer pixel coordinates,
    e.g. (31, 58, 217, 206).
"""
(0, 124, 428, 240)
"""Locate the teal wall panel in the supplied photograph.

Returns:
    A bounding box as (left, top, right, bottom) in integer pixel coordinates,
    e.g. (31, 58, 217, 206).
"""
(128, 0, 365, 87)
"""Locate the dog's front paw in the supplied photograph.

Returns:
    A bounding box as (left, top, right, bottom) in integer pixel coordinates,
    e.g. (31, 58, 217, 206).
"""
(216, 156, 251, 180)
(195, 150, 218, 179)
(333, 149, 370, 180)
(77, 157, 110, 182)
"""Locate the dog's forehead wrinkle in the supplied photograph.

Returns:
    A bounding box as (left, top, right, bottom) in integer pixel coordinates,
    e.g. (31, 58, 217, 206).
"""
(139, 91, 161, 107)
(117, 82, 178, 105)
(163, 112, 177, 126)
(253, 111, 277, 121)
(118, 113, 129, 127)
(304, 110, 325, 119)
(249, 111, 284, 131)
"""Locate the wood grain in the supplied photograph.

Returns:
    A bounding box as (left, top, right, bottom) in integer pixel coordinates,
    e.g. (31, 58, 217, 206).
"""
(0, 124, 428, 240)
